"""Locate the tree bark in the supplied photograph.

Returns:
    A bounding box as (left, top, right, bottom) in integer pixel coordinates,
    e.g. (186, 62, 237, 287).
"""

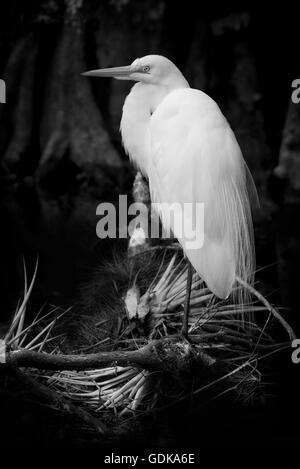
(274, 91, 300, 324)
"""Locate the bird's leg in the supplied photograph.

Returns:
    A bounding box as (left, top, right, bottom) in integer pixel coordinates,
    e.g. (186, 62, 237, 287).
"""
(182, 260, 193, 339)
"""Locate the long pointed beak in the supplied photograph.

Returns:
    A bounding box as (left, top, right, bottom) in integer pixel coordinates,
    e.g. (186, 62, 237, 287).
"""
(81, 65, 131, 78)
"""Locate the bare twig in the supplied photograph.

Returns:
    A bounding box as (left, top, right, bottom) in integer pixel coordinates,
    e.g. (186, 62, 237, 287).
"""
(236, 276, 296, 340)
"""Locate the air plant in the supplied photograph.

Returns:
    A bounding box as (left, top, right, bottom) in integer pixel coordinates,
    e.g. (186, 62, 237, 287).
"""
(124, 249, 294, 405)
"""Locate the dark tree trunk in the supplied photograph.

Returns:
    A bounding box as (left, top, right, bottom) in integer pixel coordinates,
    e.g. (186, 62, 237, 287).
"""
(0, 35, 37, 168)
(38, 18, 122, 179)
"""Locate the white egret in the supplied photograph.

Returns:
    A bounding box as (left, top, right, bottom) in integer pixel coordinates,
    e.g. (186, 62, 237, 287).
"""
(83, 55, 257, 337)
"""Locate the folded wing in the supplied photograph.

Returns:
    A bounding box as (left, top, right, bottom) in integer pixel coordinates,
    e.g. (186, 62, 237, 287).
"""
(149, 88, 256, 299)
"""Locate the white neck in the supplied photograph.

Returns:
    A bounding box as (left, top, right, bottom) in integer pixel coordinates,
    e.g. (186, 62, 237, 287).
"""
(120, 80, 189, 174)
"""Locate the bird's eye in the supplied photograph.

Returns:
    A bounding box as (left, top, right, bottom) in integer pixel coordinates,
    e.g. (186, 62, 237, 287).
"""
(143, 65, 150, 73)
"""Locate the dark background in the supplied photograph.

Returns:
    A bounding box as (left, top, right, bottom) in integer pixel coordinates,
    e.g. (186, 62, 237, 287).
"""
(0, 0, 300, 447)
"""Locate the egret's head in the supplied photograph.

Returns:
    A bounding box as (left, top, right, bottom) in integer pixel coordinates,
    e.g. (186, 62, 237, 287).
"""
(128, 55, 185, 85)
(82, 55, 187, 88)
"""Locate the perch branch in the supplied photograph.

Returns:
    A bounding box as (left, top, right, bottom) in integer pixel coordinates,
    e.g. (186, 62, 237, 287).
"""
(5, 339, 215, 374)
(6, 342, 160, 371)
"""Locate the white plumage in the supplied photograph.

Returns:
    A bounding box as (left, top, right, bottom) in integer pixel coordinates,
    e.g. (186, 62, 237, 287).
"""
(84, 55, 256, 300)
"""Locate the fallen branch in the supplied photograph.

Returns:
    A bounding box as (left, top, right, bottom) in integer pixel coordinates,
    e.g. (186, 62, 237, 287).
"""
(8, 366, 107, 435)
